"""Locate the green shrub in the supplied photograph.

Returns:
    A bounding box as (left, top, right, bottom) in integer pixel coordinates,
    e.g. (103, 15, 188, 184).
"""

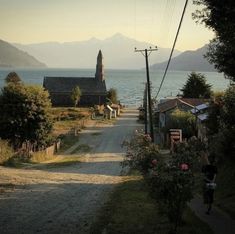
(122, 130, 161, 175)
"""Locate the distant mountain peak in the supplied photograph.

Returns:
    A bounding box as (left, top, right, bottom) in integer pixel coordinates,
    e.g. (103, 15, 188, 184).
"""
(105, 33, 132, 41)
(13, 35, 182, 69)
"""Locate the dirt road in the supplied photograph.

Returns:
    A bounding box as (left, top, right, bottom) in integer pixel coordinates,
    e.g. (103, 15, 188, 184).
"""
(0, 108, 141, 234)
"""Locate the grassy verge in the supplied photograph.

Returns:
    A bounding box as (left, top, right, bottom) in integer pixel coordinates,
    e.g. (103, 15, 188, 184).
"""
(90, 171, 213, 234)
(37, 156, 81, 168)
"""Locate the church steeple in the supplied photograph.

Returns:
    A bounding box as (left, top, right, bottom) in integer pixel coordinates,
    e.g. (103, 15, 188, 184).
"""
(95, 50, 104, 82)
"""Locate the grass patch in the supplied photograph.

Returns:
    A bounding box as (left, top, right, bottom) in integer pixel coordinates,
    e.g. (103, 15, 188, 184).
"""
(90, 171, 213, 234)
(30, 151, 55, 163)
(41, 156, 81, 168)
(49, 107, 90, 121)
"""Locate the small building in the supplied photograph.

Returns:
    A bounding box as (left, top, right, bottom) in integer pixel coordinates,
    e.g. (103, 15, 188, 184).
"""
(155, 98, 208, 144)
(43, 50, 107, 107)
(156, 98, 207, 128)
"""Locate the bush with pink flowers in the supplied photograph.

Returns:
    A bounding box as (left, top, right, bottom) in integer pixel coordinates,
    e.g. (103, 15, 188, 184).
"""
(123, 132, 201, 233)
(122, 130, 161, 175)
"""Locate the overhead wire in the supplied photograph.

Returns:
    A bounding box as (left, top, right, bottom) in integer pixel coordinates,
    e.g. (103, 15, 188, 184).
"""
(159, 0, 177, 45)
(155, 0, 189, 99)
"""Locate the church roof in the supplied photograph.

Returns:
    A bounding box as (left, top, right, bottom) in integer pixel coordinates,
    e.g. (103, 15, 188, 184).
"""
(43, 76, 107, 95)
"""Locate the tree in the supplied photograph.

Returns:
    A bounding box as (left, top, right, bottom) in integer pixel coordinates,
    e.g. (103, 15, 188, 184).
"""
(181, 72, 212, 98)
(193, 0, 235, 81)
(5, 72, 21, 84)
(0, 83, 53, 148)
(207, 87, 235, 160)
(71, 86, 82, 107)
(107, 88, 118, 104)
(206, 91, 224, 135)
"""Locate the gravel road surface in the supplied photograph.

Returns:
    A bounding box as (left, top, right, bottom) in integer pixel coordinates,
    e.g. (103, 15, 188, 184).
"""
(0, 108, 141, 234)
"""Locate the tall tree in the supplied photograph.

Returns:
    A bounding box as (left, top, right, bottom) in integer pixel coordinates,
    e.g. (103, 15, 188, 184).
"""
(107, 88, 118, 104)
(206, 91, 224, 135)
(193, 0, 235, 81)
(181, 72, 212, 98)
(0, 83, 53, 148)
(71, 86, 82, 107)
(5, 72, 21, 84)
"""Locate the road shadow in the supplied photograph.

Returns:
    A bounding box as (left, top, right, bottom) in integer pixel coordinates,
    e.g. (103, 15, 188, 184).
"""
(0, 181, 122, 234)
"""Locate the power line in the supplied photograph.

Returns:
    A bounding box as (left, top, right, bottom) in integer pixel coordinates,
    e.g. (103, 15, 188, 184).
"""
(155, 0, 189, 99)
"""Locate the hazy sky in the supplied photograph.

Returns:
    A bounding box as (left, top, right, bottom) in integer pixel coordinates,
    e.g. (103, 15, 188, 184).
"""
(0, 0, 214, 51)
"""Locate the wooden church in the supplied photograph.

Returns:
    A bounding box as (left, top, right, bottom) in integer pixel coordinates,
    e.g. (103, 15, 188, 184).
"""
(43, 50, 107, 107)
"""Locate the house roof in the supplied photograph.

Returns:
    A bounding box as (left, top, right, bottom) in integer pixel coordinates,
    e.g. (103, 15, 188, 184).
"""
(43, 77, 107, 95)
(180, 98, 207, 107)
(191, 103, 209, 114)
(156, 98, 207, 113)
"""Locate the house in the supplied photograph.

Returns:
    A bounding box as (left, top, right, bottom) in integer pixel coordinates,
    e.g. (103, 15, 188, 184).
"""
(43, 50, 107, 107)
(156, 98, 207, 128)
(155, 98, 208, 144)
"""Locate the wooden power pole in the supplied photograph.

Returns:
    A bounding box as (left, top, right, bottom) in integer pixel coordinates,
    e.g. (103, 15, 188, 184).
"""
(135, 47, 157, 142)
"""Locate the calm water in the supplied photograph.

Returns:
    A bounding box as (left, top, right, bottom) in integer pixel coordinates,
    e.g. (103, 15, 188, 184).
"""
(0, 68, 230, 106)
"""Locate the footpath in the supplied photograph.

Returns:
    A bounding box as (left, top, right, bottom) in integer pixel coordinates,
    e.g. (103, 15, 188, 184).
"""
(190, 196, 235, 234)
(159, 150, 235, 234)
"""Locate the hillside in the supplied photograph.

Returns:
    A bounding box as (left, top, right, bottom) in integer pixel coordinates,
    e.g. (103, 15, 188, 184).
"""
(0, 39, 46, 68)
(14, 33, 181, 69)
(150, 45, 215, 72)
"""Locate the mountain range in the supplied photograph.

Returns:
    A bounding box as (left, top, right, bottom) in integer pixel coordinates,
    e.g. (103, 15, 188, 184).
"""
(150, 45, 215, 72)
(0, 34, 215, 71)
(0, 39, 46, 68)
(14, 33, 181, 69)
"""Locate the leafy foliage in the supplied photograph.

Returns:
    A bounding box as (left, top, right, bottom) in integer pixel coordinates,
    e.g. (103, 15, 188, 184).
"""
(206, 91, 224, 135)
(181, 72, 212, 98)
(206, 86, 235, 161)
(122, 132, 204, 233)
(0, 139, 14, 164)
(5, 72, 21, 84)
(0, 83, 53, 149)
(71, 86, 82, 107)
(107, 88, 118, 104)
(122, 130, 160, 175)
(164, 109, 196, 139)
(193, 0, 235, 81)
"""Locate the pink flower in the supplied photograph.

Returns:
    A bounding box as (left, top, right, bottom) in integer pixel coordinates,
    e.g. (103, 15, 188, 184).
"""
(144, 134, 152, 141)
(180, 163, 189, 171)
(152, 159, 158, 166)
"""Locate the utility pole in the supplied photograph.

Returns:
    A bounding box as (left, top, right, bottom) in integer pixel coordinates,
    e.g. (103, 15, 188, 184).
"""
(143, 83, 148, 134)
(135, 47, 157, 142)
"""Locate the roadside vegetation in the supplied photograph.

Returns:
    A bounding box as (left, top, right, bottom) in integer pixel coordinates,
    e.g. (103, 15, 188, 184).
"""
(91, 170, 213, 234)
(192, 1, 235, 218)
(0, 73, 91, 166)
